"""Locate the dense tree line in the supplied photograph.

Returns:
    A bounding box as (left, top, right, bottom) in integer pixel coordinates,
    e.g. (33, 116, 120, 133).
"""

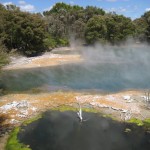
(0, 2, 150, 67)
(43, 2, 150, 45)
(0, 4, 47, 57)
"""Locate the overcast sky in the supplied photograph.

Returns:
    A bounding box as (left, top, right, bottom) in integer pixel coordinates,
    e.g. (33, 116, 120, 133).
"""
(0, 0, 150, 19)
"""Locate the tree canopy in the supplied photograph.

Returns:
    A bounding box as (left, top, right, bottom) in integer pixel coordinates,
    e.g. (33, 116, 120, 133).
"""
(0, 2, 150, 60)
(0, 4, 47, 56)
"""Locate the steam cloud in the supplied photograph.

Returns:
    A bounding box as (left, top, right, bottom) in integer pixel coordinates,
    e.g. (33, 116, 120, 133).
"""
(1, 40, 150, 92)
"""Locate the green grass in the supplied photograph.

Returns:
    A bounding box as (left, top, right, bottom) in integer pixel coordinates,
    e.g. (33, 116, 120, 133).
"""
(128, 118, 150, 128)
(6, 105, 150, 150)
(5, 115, 42, 150)
(52, 105, 77, 112)
(23, 115, 42, 126)
(143, 118, 150, 128)
(5, 127, 31, 150)
(51, 105, 99, 113)
(102, 114, 117, 121)
(128, 118, 144, 126)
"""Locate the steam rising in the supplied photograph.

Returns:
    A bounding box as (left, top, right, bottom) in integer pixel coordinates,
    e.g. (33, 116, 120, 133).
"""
(1, 41, 150, 92)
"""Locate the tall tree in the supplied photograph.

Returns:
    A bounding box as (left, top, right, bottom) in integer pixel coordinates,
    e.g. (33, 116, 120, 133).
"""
(143, 11, 150, 42)
(85, 15, 107, 44)
(133, 18, 148, 41)
(0, 5, 47, 56)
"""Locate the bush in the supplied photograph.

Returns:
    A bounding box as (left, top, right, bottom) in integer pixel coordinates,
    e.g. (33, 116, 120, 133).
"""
(56, 38, 69, 46)
(0, 41, 9, 69)
(43, 35, 57, 49)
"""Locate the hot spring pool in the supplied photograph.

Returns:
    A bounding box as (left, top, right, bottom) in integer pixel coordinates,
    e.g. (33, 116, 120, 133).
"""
(1, 45, 150, 92)
(18, 111, 150, 150)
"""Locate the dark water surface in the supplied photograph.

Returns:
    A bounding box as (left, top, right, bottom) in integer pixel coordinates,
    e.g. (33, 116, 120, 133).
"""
(1, 46, 150, 92)
(18, 111, 150, 150)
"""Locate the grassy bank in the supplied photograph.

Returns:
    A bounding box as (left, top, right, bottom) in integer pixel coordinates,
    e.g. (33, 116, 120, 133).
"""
(5, 127, 31, 150)
(5, 115, 42, 150)
(5, 106, 150, 150)
(128, 118, 150, 129)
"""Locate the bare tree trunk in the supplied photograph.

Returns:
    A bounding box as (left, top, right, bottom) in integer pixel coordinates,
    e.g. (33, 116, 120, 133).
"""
(77, 102, 83, 122)
(144, 89, 150, 108)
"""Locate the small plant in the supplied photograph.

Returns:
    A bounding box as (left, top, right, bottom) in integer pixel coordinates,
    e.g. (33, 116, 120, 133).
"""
(5, 127, 31, 150)
(128, 118, 144, 126)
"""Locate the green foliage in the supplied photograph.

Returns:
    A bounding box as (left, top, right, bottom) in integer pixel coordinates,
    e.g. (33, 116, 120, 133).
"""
(43, 36, 57, 49)
(128, 118, 150, 129)
(43, 3, 106, 44)
(85, 15, 107, 44)
(1, 2, 150, 58)
(6, 115, 42, 150)
(43, 35, 69, 49)
(0, 41, 9, 69)
(44, 2, 137, 45)
(143, 11, 150, 42)
(5, 127, 31, 150)
(35, 2, 150, 46)
(56, 38, 69, 46)
(43, 2, 83, 15)
(52, 105, 99, 113)
(111, 14, 135, 43)
(133, 18, 148, 41)
(133, 10, 150, 42)
(143, 118, 150, 128)
(0, 5, 47, 57)
(84, 6, 105, 21)
(85, 14, 135, 44)
(23, 115, 42, 126)
(128, 118, 144, 126)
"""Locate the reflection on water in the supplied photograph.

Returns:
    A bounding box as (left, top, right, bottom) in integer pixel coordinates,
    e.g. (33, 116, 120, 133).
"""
(18, 111, 150, 150)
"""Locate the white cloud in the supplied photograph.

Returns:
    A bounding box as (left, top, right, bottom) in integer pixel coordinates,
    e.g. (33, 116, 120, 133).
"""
(107, 4, 138, 14)
(3, 2, 13, 6)
(70, 1, 74, 5)
(44, 6, 53, 11)
(108, 7, 127, 13)
(2, 0, 35, 12)
(18, 1, 26, 5)
(145, 8, 150, 12)
(118, 7, 127, 12)
(20, 4, 35, 12)
(18, 1, 35, 12)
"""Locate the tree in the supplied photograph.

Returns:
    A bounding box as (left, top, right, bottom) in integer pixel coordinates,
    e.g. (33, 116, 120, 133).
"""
(0, 41, 9, 69)
(43, 2, 72, 15)
(111, 14, 135, 43)
(84, 6, 105, 21)
(133, 18, 148, 41)
(143, 11, 150, 42)
(85, 15, 107, 44)
(0, 5, 47, 56)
